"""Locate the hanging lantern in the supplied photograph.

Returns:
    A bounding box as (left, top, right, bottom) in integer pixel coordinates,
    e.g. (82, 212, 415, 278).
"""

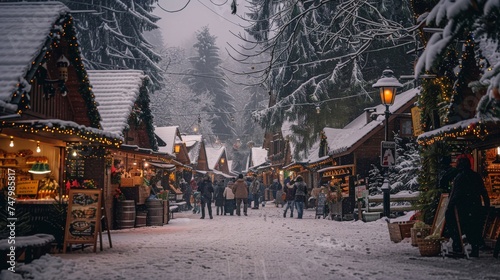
(372, 69, 402, 106)
(57, 55, 70, 82)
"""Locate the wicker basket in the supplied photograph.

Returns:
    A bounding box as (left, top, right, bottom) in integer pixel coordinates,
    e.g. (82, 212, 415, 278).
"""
(387, 220, 415, 243)
(410, 227, 432, 247)
(417, 238, 443, 257)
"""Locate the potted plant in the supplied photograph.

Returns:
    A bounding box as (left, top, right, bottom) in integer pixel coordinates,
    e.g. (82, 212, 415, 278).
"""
(411, 220, 432, 246)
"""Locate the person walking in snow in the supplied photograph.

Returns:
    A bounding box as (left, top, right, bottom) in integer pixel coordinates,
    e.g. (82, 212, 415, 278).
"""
(190, 178, 198, 191)
(198, 176, 214, 219)
(283, 179, 296, 218)
(223, 178, 236, 215)
(214, 178, 225, 215)
(192, 190, 201, 214)
(250, 175, 261, 209)
(180, 178, 192, 210)
(445, 155, 490, 257)
(259, 180, 266, 207)
(293, 175, 308, 219)
(246, 176, 253, 208)
(232, 174, 249, 216)
(271, 178, 282, 201)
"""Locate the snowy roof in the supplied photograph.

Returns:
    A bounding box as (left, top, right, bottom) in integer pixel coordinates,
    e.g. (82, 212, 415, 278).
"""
(155, 126, 181, 154)
(249, 147, 268, 168)
(304, 139, 324, 163)
(181, 134, 203, 164)
(87, 70, 147, 137)
(327, 87, 419, 157)
(205, 146, 225, 170)
(0, 2, 70, 112)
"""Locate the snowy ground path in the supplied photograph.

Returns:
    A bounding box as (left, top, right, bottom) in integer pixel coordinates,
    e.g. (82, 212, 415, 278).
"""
(2, 204, 499, 280)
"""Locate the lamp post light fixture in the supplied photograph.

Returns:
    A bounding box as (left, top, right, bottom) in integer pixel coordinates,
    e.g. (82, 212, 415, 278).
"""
(372, 68, 402, 218)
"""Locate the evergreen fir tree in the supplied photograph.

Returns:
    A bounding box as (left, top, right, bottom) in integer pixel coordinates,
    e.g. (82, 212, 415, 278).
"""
(57, 0, 164, 89)
(390, 135, 420, 193)
(183, 26, 237, 141)
(245, 0, 415, 156)
(241, 84, 266, 146)
(150, 46, 215, 136)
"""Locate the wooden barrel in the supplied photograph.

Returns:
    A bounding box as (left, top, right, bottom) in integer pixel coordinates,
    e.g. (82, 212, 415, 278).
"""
(135, 211, 147, 227)
(146, 200, 163, 226)
(116, 200, 136, 229)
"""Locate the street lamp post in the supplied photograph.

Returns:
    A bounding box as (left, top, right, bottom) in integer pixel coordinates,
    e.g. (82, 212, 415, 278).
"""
(372, 69, 402, 218)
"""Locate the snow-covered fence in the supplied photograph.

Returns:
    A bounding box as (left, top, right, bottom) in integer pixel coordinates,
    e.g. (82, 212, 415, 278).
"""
(367, 191, 420, 213)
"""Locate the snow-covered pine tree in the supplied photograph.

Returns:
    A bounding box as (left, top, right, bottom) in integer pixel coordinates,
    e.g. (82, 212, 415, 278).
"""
(150, 46, 215, 135)
(241, 84, 266, 146)
(57, 0, 164, 89)
(389, 135, 420, 193)
(368, 164, 384, 195)
(368, 134, 420, 195)
(183, 26, 237, 141)
(244, 0, 415, 157)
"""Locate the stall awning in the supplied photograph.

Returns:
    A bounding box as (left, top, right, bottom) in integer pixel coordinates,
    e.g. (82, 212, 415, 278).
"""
(148, 162, 176, 171)
(120, 144, 175, 159)
(317, 165, 354, 177)
(211, 169, 233, 178)
(417, 117, 500, 146)
(282, 162, 307, 170)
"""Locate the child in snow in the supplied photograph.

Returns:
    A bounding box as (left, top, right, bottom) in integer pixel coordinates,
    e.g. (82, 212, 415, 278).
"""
(192, 190, 201, 214)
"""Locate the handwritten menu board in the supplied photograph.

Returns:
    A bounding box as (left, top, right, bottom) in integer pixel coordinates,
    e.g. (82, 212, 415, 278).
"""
(63, 189, 102, 253)
(66, 159, 85, 179)
(16, 180, 39, 196)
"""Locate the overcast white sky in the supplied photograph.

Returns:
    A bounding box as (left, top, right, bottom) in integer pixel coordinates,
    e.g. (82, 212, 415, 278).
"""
(153, 0, 249, 49)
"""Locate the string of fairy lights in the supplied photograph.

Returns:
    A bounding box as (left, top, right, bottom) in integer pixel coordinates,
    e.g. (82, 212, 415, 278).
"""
(416, 33, 495, 146)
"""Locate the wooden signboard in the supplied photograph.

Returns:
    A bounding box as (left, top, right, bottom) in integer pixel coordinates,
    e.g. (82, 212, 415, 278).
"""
(431, 193, 449, 237)
(63, 189, 102, 253)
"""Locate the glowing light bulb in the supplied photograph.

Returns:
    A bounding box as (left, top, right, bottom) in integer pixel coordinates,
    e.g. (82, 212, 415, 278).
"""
(36, 141, 41, 153)
(9, 137, 14, 147)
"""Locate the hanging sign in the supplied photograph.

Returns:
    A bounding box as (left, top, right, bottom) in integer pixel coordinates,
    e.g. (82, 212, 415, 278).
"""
(411, 106, 423, 136)
(63, 189, 102, 252)
(320, 165, 354, 178)
(381, 141, 396, 167)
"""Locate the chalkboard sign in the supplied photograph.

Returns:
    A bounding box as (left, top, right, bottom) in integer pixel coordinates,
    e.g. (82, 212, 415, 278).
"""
(431, 193, 449, 237)
(316, 193, 326, 218)
(63, 189, 102, 252)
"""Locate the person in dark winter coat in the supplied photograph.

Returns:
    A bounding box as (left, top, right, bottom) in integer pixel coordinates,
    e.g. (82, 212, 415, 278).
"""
(250, 175, 261, 209)
(271, 178, 282, 200)
(445, 155, 490, 257)
(232, 174, 249, 216)
(198, 176, 214, 219)
(180, 178, 192, 210)
(293, 175, 307, 219)
(283, 179, 295, 218)
(214, 179, 225, 215)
